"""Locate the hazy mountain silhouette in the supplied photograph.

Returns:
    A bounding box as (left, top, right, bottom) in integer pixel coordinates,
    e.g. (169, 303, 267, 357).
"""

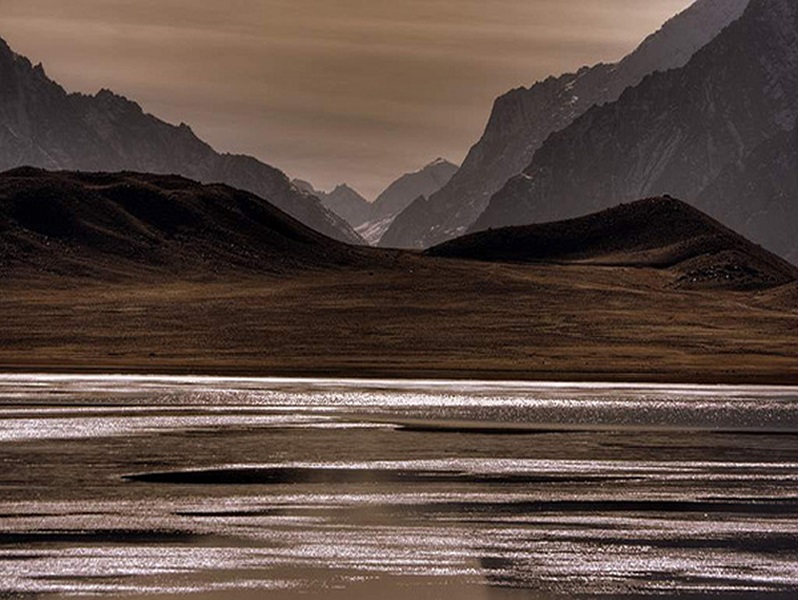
(368, 158, 457, 235)
(362, 158, 457, 245)
(294, 181, 372, 230)
(430, 196, 796, 290)
(0, 38, 363, 245)
(0, 168, 367, 279)
(294, 159, 457, 244)
(471, 0, 797, 263)
(379, 0, 750, 249)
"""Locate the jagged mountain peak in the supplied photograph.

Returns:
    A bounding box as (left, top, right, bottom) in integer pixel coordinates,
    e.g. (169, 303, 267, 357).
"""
(291, 178, 316, 194)
(379, 0, 750, 249)
(470, 0, 797, 263)
(423, 157, 456, 170)
(95, 87, 124, 99)
(313, 182, 372, 229)
(331, 183, 366, 197)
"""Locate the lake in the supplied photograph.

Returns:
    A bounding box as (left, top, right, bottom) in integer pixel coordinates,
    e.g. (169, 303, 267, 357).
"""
(0, 375, 796, 599)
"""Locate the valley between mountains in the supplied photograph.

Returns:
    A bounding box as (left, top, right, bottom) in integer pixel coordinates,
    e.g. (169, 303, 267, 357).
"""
(0, 0, 795, 384)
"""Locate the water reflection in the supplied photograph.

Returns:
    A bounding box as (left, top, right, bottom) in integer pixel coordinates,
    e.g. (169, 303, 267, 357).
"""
(0, 375, 795, 598)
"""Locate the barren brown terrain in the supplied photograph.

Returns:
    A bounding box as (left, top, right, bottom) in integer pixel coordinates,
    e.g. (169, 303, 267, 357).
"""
(0, 170, 795, 384)
(1, 259, 795, 384)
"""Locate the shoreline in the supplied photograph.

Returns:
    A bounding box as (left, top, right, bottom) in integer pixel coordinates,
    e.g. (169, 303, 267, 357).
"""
(0, 362, 795, 387)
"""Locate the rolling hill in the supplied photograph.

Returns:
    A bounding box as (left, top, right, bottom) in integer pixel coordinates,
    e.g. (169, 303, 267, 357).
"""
(429, 196, 797, 290)
(0, 170, 794, 383)
(0, 168, 367, 280)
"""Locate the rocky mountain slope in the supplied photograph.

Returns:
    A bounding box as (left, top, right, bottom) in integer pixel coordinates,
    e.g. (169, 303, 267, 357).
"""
(356, 216, 398, 247)
(0, 38, 362, 245)
(379, 0, 749, 249)
(372, 159, 456, 222)
(430, 196, 796, 290)
(0, 168, 367, 279)
(313, 183, 372, 230)
(361, 158, 457, 245)
(471, 0, 797, 263)
(295, 159, 457, 244)
(693, 126, 797, 263)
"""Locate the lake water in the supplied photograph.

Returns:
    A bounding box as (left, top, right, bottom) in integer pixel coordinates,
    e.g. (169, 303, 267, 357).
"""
(0, 375, 796, 599)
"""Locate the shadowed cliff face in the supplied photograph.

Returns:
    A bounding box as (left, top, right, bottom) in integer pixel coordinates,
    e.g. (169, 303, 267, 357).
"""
(471, 0, 797, 264)
(0, 38, 363, 245)
(379, 0, 750, 249)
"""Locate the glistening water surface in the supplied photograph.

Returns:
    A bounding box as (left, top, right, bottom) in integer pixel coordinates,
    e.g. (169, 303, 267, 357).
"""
(0, 375, 796, 599)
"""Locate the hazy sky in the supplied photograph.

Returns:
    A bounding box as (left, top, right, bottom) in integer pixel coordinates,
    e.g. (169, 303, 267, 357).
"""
(0, 0, 692, 198)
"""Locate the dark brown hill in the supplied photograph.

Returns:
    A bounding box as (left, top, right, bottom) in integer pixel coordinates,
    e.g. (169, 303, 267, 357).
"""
(0, 168, 367, 280)
(428, 197, 796, 290)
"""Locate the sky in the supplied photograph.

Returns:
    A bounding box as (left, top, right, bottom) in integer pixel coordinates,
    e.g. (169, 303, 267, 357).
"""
(0, 0, 693, 199)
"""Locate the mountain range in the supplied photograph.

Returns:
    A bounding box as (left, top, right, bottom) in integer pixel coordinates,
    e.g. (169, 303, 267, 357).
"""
(2, 0, 792, 263)
(295, 181, 373, 232)
(0, 0, 794, 382)
(3, 166, 792, 295)
(0, 38, 362, 245)
(294, 158, 458, 245)
(471, 0, 797, 264)
(379, 0, 751, 249)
